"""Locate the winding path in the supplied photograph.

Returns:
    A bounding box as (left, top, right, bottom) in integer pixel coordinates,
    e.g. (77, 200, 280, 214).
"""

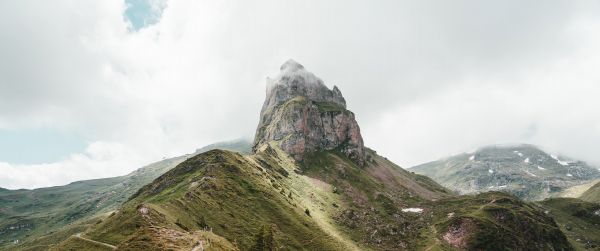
(73, 233, 117, 250)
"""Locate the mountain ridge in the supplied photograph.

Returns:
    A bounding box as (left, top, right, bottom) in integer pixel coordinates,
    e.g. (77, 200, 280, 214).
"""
(0, 140, 252, 250)
(411, 144, 600, 201)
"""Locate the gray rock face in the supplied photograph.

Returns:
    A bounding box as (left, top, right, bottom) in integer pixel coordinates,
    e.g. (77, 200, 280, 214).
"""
(253, 59, 365, 165)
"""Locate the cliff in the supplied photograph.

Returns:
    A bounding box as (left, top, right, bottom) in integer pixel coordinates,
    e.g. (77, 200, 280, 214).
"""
(253, 59, 365, 165)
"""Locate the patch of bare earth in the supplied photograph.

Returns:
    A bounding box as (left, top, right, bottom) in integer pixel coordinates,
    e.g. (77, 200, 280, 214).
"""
(443, 217, 474, 249)
(308, 176, 332, 191)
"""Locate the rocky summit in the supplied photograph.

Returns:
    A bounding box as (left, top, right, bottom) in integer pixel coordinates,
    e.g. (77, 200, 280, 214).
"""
(253, 59, 365, 165)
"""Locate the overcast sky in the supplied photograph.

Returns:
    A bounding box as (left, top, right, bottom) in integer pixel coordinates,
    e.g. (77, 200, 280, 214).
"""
(1, 0, 600, 189)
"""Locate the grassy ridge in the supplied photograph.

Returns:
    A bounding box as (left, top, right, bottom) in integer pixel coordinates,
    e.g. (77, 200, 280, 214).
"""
(52, 145, 576, 250)
(0, 157, 186, 250)
(1, 140, 252, 250)
(76, 149, 354, 250)
(538, 198, 600, 250)
(426, 192, 572, 250)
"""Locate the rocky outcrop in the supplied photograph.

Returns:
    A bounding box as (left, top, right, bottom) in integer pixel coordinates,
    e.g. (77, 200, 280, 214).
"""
(252, 59, 365, 165)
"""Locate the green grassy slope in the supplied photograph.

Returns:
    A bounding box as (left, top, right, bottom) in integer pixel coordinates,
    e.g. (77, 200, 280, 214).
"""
(580, 181, 600, 203)
(0, 140, 251, 250)
(49, 236, 116, 251)
(297, 148, 450, 249)
(55, 145, 574, 250)
(15, 219, 97, 251)
(559, 179, 600, 199)
(71, 149, 355, 250)
(0, 157, 187, 250)
(424, 192, 572, 251)
(538, 198, 600, 250)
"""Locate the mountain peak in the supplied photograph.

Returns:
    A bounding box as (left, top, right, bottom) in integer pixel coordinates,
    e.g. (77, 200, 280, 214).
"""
(280, 59, 304, 71)
(264, 59, 346, 110)
(253, 60, 364, 164)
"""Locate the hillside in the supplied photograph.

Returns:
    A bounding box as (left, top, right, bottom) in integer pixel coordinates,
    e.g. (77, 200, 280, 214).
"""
(54, 60, 574, 250)
(59, 146, 442, 250)
(580, 181, 600, 203)
(538, 198, 600, 250)
(56, 146, 572, 250)
(559, 179, 600, 198)
(0, 140, 251, 250)
(411, 144, 600, 201)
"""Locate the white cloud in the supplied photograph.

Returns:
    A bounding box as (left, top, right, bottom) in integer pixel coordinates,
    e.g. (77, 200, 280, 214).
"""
(0, 141, 143, 189)
(1, 0, 600, 188)
(367, 57, 600, 167)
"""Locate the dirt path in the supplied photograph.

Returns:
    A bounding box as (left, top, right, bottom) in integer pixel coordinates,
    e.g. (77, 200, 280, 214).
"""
(191, 240, 204, 251)
(73, 233, 117, 250)
(476, 199, 495, 212)
(424, 225, 441, 251)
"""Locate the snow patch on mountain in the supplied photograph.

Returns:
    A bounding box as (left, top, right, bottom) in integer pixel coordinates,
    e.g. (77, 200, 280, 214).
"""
(551, 154, 570, 166)
(524, 170, 536, 177)
(401, 208, 423, 213)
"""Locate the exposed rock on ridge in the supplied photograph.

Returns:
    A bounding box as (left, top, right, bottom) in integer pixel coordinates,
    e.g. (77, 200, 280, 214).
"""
(253, 59, 365, 165)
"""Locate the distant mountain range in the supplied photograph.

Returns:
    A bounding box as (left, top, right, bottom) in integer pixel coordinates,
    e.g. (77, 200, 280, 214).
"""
(410, 144, 600, 200)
